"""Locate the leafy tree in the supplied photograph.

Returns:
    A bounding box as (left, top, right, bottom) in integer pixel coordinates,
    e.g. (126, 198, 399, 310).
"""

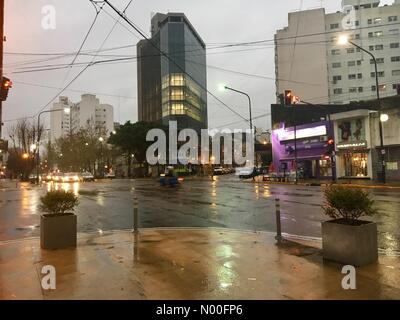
(108, 121, 165, 177)
(52, 123, 115, 174)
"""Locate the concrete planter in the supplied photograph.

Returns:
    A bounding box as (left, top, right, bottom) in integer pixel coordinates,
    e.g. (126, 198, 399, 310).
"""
(40, 213, 77, 250)
(322, 219, 378, 266)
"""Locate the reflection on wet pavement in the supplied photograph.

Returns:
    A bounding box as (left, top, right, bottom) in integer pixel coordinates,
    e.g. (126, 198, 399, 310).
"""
(0, 177, 400, 254)
(1, 229, 400, 299)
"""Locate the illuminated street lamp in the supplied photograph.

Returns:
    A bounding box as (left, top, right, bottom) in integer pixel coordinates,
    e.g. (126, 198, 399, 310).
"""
(380, 114, 389, 123)
(22, 153, 29, 159)
(338, 34, 386, 183)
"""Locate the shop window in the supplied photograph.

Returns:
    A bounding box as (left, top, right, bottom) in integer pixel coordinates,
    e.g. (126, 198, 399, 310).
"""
(342, 153, 368, 178)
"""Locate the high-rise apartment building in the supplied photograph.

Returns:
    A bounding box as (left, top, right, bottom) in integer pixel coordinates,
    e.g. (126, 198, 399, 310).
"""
(50, 94, 114, 142)
(50, 96, 73, 142)
(275, 0, 400, 104)
(137, 12, 208, 132)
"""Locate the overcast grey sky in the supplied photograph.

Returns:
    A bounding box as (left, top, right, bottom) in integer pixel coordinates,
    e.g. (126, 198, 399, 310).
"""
(3, 0, 394, 137)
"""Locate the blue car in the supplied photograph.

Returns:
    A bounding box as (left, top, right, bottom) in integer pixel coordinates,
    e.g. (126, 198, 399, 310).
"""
(159, 175, 179, 186)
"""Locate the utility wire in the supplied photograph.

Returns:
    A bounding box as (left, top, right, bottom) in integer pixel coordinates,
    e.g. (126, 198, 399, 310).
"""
(87, 0, 248, 124)
(60, 1, 104, 86)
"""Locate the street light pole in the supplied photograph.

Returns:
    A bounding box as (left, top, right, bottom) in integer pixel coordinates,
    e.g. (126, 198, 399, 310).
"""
(342, 39, 386, 183)
(36, 108, 70, 184)
(223, 86, 256, 171)
(99, 137, 104, 178)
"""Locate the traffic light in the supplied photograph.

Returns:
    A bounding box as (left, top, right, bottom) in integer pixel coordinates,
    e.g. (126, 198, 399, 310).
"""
(0, 77, 12, 101)
(326, 138, 335, 156)
(284, 90, 293, 106)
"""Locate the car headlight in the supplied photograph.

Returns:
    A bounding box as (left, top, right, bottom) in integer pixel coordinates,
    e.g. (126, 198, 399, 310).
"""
(73, 176, 79, 181)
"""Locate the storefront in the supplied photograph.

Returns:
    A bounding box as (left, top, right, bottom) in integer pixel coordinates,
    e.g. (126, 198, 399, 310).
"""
(332, 110, 372, 179)
(271, 121, 334, 180)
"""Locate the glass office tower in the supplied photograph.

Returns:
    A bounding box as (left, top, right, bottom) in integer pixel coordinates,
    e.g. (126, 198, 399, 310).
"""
(137, 13, 208, 132)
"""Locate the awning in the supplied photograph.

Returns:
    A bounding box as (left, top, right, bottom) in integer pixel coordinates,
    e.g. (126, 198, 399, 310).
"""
(280, 148, 326, 161)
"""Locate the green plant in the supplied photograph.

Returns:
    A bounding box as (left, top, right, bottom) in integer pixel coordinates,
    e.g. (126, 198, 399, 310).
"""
(40, 190, 79, 215)
(322, 185, 378, 222)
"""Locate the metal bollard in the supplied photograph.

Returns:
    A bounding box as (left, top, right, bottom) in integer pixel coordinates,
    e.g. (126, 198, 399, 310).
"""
(275, 198, 283, 242)
(133, 196, 139, 233)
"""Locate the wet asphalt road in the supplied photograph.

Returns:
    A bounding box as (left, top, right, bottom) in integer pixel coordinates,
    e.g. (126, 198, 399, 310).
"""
(0, 176, 399, 254)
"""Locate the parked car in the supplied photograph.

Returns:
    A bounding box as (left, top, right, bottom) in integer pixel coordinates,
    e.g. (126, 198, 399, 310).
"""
(81, 172, 95, 182)
(62, 172, 81, 183)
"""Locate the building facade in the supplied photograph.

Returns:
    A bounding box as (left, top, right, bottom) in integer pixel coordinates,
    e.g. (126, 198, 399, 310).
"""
(271, 96, 400, 181)
(272, 121, 335, 180)
(50, 94, 114, 142)
(331, 109, 373, 179)
(275, 0, 400, 104)
(50, 96, 73, 142)
(137, 12, 208, 132)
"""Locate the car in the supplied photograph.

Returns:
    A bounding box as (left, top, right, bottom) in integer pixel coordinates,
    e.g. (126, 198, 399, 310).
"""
(237, 167, 257, 179)
(62, 172, 81, 183)
(51, 172, 63, 182)
(81, 172, 95, 182)
(28, 174, 38, 183)
(213, 167, 224, 175)
(42, 173, 53, 182)
(104, 172, 116, 179)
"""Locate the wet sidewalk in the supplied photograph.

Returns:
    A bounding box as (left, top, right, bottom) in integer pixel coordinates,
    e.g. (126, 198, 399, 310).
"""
(1, 228, 400, 300)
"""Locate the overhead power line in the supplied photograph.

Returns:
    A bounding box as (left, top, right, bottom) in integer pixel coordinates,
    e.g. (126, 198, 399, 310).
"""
(91, 0, 250, 125)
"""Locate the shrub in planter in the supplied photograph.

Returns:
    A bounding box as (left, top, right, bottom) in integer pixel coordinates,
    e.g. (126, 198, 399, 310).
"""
(321, 185, 378, 266)
(40, 190, 79, 249)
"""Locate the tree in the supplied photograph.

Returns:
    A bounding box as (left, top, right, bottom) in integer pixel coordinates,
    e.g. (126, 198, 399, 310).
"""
(7, 119, 44, 179)
(108, 121, 165, 177)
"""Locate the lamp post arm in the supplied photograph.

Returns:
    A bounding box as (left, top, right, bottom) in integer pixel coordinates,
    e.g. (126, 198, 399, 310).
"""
(224, 86, 253, 131)
(348, 41, 380, 100)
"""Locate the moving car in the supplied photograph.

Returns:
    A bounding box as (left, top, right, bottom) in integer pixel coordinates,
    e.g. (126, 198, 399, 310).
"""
(104, 172, 116, 179)
(160, 167, 180, 186)
(81, 172, 95, 182)
(62, 172, 81, 183)
(238, 167, 257, 179)
(28, 174, 38, 183)
(213, 167, 224, 175)
(42, 173, 53, 182)
(51, 172, 63, 182)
